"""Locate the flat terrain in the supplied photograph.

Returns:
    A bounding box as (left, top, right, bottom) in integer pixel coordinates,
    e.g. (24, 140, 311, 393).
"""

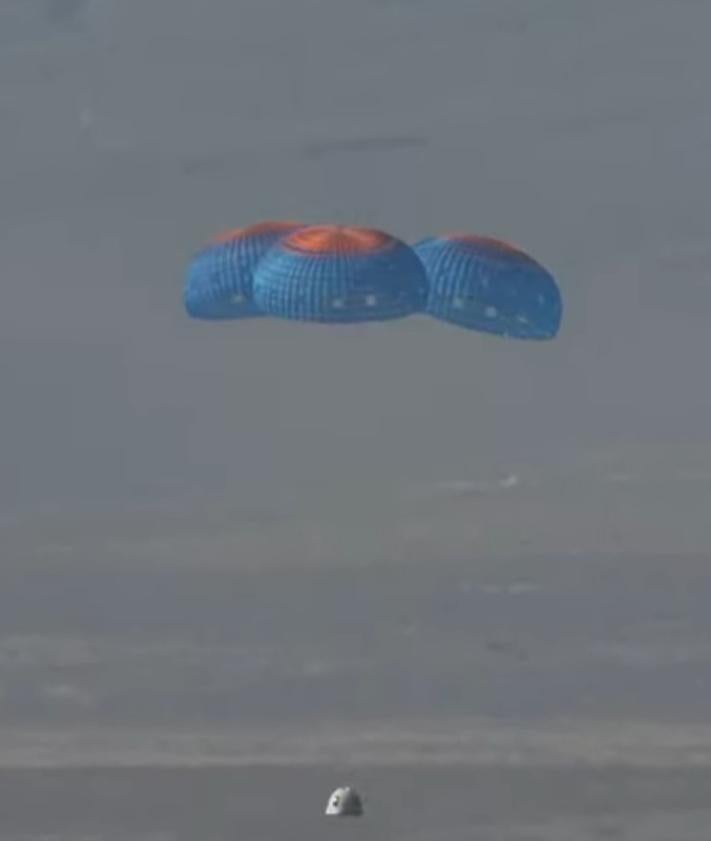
(2, 765, 711, 841)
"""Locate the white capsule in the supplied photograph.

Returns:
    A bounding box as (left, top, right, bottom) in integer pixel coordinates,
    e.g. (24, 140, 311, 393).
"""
(325, 786, 364, 817)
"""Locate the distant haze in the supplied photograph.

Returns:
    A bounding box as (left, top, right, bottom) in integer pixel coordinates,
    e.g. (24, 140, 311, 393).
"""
(1, 0, 711, 766)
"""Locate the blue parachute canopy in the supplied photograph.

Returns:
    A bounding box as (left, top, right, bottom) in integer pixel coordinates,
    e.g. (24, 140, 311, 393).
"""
(252, 225, 427, 324)
(414, 234, 562, 339)
(184, 221, 303, 320)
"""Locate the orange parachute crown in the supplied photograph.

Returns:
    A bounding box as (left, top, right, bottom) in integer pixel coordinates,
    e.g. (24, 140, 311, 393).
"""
(282, 224, 394, 255)
(210, 220, 303, 245)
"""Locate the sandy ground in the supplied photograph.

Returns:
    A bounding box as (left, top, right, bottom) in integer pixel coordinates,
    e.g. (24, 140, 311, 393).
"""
(2, 765, 711, 841)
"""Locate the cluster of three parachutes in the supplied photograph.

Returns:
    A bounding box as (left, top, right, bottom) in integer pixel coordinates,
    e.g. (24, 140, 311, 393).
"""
(183, 221, 562, 340)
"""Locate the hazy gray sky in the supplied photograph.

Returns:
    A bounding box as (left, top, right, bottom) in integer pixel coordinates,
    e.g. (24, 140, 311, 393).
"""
(1, 0, 711, 765)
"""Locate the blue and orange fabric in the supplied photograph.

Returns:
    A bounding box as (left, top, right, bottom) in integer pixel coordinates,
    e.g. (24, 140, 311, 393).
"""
(253, 224, 427, 323)
(184, 221, 303, 319)
(413, 233, 562, 339)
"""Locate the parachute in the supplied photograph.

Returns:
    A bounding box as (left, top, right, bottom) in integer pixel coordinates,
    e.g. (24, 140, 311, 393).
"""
(183, 221, 303, 320)
(184, 222, 562, 339)
(253, 225, 427, 324)
(413, 234, 562, 340)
